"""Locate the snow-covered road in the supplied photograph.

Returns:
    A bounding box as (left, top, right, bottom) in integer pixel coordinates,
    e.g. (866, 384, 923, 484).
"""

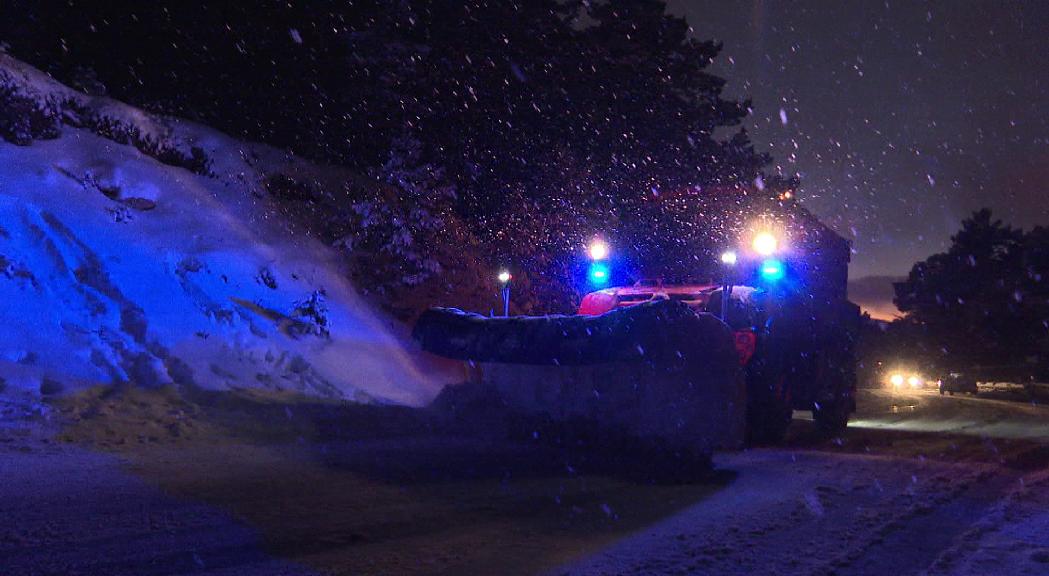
(847, 387, 1049, 441)
(555, 389, 1049, 576)
(1, 388, 1045, 576)
(552, 450, 1009, 575)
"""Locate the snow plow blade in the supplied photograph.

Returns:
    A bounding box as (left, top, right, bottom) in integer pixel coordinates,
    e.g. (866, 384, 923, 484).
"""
(413, 300, 745, 453)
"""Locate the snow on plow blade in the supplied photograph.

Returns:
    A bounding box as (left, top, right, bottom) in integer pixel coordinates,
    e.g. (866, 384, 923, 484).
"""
(413, 300, 745, 453)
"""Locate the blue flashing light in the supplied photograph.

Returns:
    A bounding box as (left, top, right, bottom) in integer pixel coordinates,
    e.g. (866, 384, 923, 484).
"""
(759, 259, 786, 282)
(588, 262, 610, 285)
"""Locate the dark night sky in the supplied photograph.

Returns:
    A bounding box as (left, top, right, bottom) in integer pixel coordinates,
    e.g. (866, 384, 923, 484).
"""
(667, 0, 1049, 279)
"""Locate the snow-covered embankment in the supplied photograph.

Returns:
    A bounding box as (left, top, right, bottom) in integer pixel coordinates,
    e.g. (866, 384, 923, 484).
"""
(0, 54, 454, 404)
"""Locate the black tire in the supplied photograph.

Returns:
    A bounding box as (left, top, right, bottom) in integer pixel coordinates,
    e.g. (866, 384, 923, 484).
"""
(813, 401, 849, 436)
(746, 402, 792, 444)
(949, 391, 955, 396)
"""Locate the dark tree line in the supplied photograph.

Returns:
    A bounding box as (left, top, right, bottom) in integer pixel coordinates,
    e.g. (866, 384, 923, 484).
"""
(893, 209, 1049, 375)
(2, 0, 784, 311)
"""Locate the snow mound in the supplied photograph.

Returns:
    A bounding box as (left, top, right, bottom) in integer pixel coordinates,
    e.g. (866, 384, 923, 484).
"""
(0, 55, 454, 405)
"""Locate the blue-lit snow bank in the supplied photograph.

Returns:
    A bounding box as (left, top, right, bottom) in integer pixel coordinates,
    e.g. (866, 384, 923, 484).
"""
(0, 56, 454, 405)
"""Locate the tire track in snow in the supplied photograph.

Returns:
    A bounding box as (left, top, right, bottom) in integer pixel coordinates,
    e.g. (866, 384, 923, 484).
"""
(821, 469, 1018, 576)
(552, 450, 986, 576)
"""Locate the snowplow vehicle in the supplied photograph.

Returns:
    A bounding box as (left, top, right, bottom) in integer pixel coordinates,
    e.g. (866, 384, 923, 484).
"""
(578, 281, 859, 441)
(413, 279, 860, 456)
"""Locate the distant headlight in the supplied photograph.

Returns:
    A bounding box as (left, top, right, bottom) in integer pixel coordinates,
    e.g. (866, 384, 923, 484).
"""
(908, 375, 923, 388)
(890, 374, 905, 388)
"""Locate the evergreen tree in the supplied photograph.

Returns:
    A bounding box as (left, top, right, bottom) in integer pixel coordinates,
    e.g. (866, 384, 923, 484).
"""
(894, 209, 1044, 369)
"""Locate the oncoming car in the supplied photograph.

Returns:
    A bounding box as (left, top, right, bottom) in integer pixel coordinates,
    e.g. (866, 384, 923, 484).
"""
(887, 369, 928, 390)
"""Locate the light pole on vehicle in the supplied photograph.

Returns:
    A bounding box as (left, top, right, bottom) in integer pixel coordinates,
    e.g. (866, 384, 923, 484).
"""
(497, 270, 512, 317)
(752, 232, 779, 257)
(720, 250, 737, 321)
(752, 231, 786, 284)
(587, 238, 611, 287)
(588, 238, 610, 262)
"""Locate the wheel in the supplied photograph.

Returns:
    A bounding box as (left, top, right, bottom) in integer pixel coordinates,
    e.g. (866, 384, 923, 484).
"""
(744, 358, 793, 445)
(746, 400, 792, 444)
(949, 391, 955, 396)
(813, 401, 849, 436)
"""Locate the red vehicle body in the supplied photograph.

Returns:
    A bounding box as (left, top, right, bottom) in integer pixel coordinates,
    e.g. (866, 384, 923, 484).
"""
(577, 281, 757, 366)
(577, 281, 719, 315)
